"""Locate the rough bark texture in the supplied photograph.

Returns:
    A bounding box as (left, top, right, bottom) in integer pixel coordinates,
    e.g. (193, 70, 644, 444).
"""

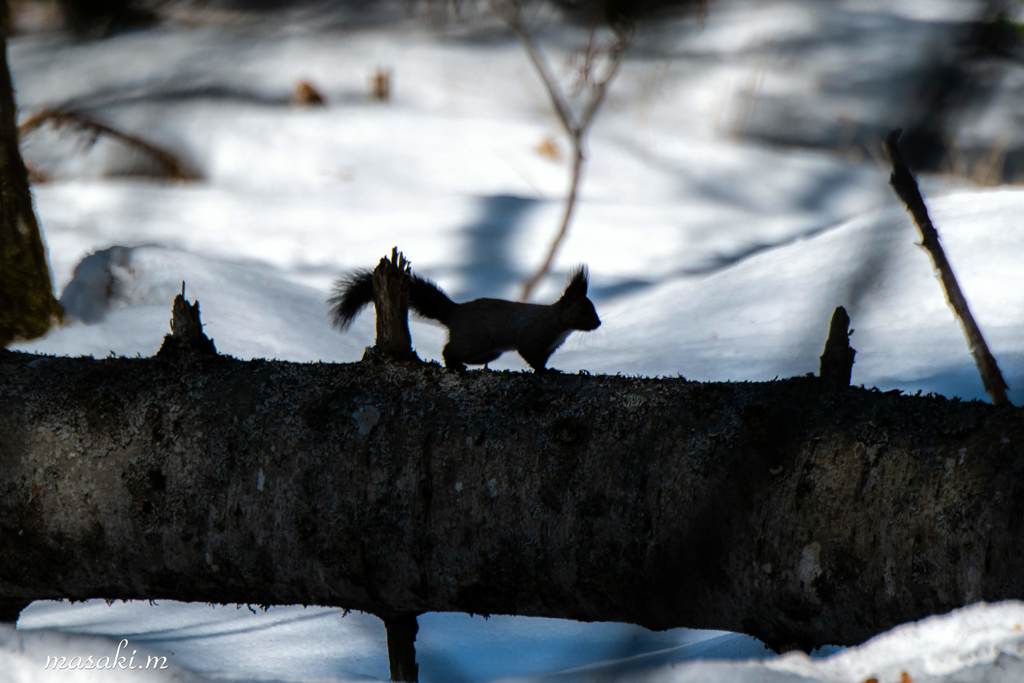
(2, 350, 1024, 650)
(0, 31, 62, 346)
(371, 248, 417, 362)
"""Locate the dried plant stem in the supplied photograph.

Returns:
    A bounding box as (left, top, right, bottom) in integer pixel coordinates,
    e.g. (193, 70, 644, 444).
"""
(885, 129, 1009, 406)
(19, 108, 199, 181)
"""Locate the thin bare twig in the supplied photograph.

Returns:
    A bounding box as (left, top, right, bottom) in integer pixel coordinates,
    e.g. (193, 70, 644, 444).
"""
(520, 146, 585, 303)
(495, 1, 629, 300)
(502, 10, 576, 135)
(578, 37, 627, 132)
(19, 108, 199, 181)
(571, 28, 599, 96)
(885, 129, 1009, 406)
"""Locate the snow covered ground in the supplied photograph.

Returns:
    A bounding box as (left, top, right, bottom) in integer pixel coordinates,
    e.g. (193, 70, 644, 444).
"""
(8, 601, 1024, 682)
(7, 0, 1024, 680)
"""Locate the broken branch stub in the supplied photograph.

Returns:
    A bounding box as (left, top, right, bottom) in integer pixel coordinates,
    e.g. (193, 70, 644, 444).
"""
(156, 283, 217, 358)
(819, 306, 855, 390)
(369, 247, 418, 362)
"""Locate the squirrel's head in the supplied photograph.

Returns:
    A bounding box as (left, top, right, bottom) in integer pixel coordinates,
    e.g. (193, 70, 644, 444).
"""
(557, 266, 601, 331)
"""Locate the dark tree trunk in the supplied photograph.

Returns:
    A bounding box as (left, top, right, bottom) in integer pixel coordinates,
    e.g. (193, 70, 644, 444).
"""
(0, 21, 62, 347)
(1, 350, 1023, 650)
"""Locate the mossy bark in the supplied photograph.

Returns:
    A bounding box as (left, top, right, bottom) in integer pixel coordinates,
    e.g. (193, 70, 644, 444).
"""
(0, 29, 61, 347)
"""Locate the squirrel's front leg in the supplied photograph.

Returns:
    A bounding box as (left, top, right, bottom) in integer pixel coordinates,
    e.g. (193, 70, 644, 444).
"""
(521, 348, 555, 373)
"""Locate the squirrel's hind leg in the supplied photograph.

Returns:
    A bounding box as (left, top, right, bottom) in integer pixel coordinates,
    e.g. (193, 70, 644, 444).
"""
(442, 345, 467, 372)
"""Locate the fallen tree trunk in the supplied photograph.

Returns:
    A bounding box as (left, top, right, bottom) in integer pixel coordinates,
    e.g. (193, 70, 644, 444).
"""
(1, 349, 1022, 650)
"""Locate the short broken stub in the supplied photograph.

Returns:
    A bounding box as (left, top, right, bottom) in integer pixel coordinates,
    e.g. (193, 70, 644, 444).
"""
(157, 288, 217, 359)
(819, 306, 854, 390)
(370, 247, 418, 363)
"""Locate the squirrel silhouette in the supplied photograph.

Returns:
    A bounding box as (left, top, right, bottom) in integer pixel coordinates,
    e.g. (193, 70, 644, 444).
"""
(329, 266, 600, 372)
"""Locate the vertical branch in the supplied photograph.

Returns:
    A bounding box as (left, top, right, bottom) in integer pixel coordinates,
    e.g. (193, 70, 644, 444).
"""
(370, 247, 418, 362)
(884, 130, 1009, 406)
(519, 143, 585, 302)
(383, 613, 420, 682)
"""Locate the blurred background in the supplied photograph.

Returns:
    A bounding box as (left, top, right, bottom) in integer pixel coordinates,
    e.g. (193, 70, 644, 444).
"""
(8, 1, 1024, 681)
(12, 0, 1024, 394)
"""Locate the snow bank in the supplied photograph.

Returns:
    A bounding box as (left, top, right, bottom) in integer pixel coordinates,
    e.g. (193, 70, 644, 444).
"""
(10, 602, 1024, 682)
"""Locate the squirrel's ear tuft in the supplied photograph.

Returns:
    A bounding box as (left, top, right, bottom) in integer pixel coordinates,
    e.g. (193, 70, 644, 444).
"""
(562, 265, 589, 300)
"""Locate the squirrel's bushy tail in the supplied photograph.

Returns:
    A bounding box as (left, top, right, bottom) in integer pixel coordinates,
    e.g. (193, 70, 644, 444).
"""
(328, 270, 456, 329)
(328, 269, 374, 330)
(409, 274, 455, 325)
